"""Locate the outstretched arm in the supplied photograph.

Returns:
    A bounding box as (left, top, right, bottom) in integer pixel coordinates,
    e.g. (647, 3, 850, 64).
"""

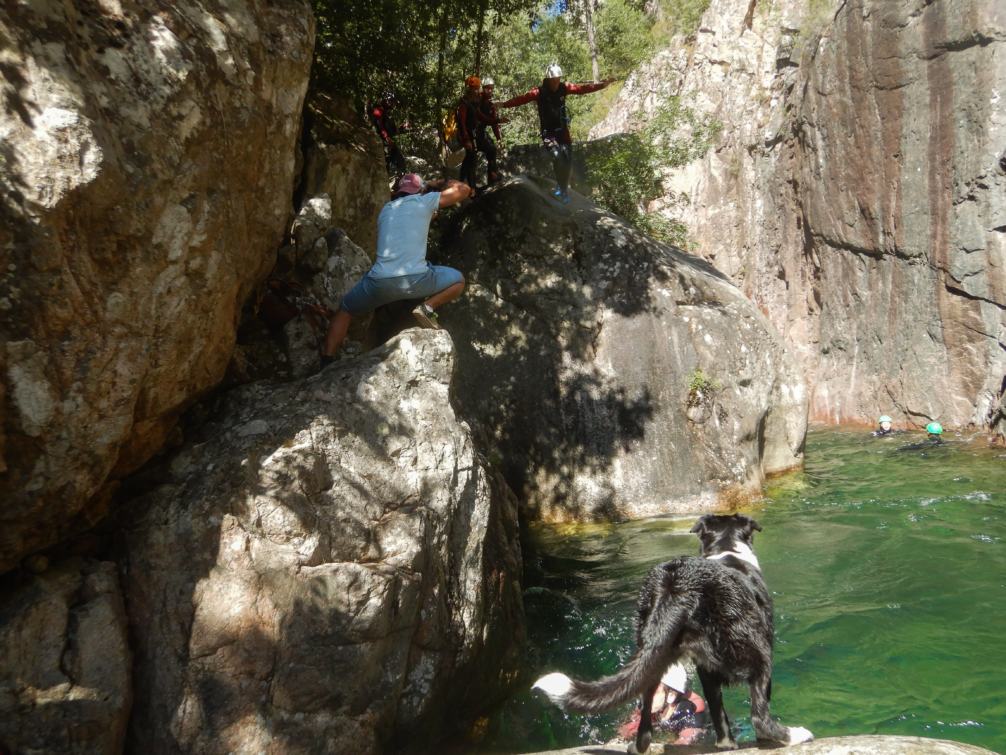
(499, 88, 539, 108)
(565, 78, 616, 95)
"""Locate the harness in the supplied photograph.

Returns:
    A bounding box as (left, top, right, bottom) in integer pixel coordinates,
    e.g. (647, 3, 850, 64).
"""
(536, 81, 569, 135)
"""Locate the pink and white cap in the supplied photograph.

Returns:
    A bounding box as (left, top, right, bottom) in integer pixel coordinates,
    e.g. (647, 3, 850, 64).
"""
(397, 173, 424, 194)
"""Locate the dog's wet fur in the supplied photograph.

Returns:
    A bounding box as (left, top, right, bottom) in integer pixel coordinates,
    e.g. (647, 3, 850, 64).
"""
(532, 514, 813, 752)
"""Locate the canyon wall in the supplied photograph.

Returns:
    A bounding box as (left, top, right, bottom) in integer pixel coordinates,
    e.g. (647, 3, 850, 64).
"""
(593, 0, 1006, 434)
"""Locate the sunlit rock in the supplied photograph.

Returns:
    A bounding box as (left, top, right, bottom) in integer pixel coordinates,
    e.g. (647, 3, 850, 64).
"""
(0, 0, 315, 573)
(122, 330, 524, 754)
(438, 176, 807, 521)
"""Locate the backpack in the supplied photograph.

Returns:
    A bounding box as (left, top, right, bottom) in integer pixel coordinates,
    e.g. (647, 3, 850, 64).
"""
(442, 109, 460, 150)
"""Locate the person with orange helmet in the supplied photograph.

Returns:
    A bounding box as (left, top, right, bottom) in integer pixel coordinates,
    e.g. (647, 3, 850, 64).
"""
(457, 75, 483, 191)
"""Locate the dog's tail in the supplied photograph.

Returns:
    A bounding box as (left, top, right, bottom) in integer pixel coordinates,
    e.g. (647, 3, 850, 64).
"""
(532, 602, 685, 714)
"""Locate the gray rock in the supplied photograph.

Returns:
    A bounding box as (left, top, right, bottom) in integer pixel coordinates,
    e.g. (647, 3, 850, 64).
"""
(0, 560, 131, 755)
(522, 735, 994, 754)
(122, 330, 524, 754)
(0, 0, 315, 574)
(438, 177, 807, 521)
(291, 194, 334, 255)
(301, 98, 389, 254)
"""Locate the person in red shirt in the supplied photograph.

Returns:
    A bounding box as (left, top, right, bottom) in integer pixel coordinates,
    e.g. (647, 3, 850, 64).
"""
(368, 93, 408, 175)
(499, 63, 614, 203)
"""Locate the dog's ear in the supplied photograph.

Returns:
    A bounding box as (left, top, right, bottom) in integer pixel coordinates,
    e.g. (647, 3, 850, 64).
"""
(689, 517, 707, 535)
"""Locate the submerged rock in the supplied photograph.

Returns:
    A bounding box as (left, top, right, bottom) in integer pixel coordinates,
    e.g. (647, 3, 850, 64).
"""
(0, 0, 315, 574)
(438, 177, 807, 521)
(0, 560, 131, 755)
(121, 330, 524, 754)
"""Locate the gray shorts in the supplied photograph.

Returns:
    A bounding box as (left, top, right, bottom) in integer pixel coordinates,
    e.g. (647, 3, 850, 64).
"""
(340, 264, 463, 316)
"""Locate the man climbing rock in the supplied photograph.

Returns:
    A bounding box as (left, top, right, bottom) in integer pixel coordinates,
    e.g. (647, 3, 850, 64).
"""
(476, 76, 507, 187)
(321, 173, 472, 365)
(457, 76, 483, 191)
(499, 63, 615, 203)
(368, 92, 408, 175)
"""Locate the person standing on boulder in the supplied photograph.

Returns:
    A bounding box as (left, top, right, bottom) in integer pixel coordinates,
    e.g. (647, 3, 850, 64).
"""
(475, 77, 507, 187)
(320, 173, 473, 365)
(499, 63, 615, 203)
(457, 76, 483, 192)
(368, 92, 408, 175)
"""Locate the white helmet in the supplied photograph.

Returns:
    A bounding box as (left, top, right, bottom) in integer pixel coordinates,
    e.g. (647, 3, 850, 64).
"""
(545, 63, 563, 79)
(482, 76, 494, 87)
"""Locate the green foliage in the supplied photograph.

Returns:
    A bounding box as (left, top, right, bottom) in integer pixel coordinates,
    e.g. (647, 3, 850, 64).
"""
(583, 95, 719, 246)
(483, 7, 592, 145)
(687, 368, 721, 405)
(650, 0, 711, 42)
(594, 0, 653, 79)
(648, 96, 722, 167)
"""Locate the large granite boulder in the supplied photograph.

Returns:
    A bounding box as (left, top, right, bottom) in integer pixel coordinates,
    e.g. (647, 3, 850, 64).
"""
(301, 96, 388, 254)
(437, 177, 807, 521)
(0, 0, 315, 573)
(121, 329, 524, 754)
(591, 0, 1006, 438)
(0, 560, 131, 755)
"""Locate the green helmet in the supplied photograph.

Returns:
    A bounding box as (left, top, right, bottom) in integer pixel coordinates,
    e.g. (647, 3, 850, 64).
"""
(925, 422, 943, 435)
(878, 415, 892, 424)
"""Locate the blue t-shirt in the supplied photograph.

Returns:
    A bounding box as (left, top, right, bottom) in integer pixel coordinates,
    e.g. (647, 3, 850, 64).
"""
(369, 192, 442, 278)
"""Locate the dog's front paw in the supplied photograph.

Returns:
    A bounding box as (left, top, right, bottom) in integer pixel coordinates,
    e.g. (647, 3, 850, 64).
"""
(715, 737, 738, 750)
(787, 726, 814, 744)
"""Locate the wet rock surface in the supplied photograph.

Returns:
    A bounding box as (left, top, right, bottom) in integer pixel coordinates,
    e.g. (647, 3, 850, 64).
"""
(0, 0, 315, 573)
(121, 330, 524, 754)
(437, 176, 807, 521)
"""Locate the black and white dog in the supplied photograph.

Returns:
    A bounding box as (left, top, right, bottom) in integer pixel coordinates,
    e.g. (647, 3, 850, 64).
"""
(533, 513, 813, 752)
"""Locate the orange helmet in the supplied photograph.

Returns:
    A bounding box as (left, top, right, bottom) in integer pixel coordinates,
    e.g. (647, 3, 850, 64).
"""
(465, 75, 481, 89)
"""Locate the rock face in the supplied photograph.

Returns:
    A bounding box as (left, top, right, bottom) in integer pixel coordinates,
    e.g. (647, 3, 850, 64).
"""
(121, 330, 524, 754)
(0, 560, 131, 755)
(0, 1, 315, 573)
(301, 96, 389, 254)
(438, 177, 806, 521)
(592, 0, 1006, 437)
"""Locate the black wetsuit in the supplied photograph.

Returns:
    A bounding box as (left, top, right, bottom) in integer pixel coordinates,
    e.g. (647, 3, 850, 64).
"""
(456, 95, 480, 190)
(898, 436, 945, 451)
(500, 79, 608, 194)
(475, 94, 503, 185)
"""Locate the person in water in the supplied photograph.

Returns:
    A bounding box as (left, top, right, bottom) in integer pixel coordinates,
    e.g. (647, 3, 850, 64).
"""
(898, 421, 945, 451)
(615, 663, 706, 746)
(498, 63, 615, 203)
(872, 415, 894, 436)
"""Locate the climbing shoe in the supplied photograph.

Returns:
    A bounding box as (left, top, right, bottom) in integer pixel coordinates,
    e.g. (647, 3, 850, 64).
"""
(552, 185, 563, 198)
(412, 303, 440, 329)
(560, 190, 571, 204)
(319, 354, 336, 370)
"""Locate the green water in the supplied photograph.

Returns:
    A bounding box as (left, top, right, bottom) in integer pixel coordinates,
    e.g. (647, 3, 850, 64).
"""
(482, 429, 1006, 753)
